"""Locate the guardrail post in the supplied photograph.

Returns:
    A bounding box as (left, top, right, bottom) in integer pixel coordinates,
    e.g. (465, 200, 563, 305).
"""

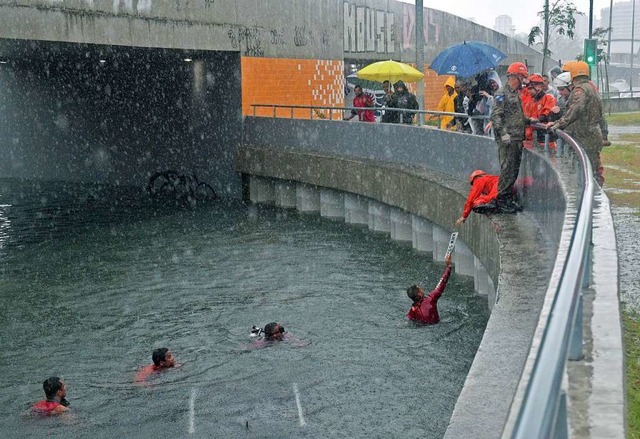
(544, 132, 550, 154)
(569, 293, 584, 360)
(273, 106, 276, 118)
(551, 391, 569, 439)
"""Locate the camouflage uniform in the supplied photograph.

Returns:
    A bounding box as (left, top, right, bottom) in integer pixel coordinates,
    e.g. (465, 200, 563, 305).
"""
(490, 84, 529, 202)
(550, 77, 604, 185)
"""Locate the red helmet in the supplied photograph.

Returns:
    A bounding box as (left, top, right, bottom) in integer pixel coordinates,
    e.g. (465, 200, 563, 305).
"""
(507, 62, 529, 77)
(527, 74, 544, 84)
(469, 170, 486, 184)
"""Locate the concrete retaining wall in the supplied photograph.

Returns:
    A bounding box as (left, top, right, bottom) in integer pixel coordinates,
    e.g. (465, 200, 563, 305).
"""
(238, 117, 566, 438)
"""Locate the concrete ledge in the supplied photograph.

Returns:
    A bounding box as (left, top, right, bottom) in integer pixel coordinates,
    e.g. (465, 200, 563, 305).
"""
(566, 187, 625, 439)
(236, 146, 500, 283)
(237, 144, 558, 438)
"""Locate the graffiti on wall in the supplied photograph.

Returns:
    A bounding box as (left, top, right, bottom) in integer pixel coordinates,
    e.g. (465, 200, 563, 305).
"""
(227, 27, 265, 57)
(343, 2, 394, 54)
(402, 4, 440, 50)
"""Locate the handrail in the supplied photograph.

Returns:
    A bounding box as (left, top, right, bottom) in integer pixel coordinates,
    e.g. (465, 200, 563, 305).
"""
(510, 125, 594, 438)
(250, 103, 490, 133)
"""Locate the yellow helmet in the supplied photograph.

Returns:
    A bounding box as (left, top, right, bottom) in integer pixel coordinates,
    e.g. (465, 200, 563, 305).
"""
(562, 60, 590, 80)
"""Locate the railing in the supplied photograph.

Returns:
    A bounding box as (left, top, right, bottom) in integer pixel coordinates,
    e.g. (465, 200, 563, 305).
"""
(250, 104, 491, 135)
(511, 126, 595, 439)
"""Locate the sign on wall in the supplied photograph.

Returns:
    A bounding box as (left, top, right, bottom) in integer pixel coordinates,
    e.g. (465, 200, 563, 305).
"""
(343, 2, 394, 54)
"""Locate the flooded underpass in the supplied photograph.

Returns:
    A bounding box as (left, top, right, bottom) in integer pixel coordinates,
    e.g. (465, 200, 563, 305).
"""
(0, 179, 489, 438)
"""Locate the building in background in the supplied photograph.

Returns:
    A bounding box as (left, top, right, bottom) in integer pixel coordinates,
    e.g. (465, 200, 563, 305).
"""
(494, 15, 515, 37)
(601, 1, 640, 65)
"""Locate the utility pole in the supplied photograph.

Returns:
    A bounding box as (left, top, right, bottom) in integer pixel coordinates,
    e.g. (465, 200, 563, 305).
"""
(607, 0, 613, 95)
(632, 0, 636, 96)
(416, 0, 425, 125)
(543, 0, 550, 73)
(589, 0, 594, 38)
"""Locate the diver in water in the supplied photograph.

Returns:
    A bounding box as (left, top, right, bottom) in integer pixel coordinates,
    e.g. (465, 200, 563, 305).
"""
(251, 322, 286, 341)
(31, 377, 70, 416)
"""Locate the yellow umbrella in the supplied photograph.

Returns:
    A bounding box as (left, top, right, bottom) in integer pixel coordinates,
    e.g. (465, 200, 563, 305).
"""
(356, 60, 424, 83)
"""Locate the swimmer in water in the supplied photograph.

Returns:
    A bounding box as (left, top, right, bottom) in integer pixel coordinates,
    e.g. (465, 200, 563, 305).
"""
(135, 347, 177, 383)
(263, 322, 286, 341)
(406, 254, 452, 324)
(31, 377, 70, 416)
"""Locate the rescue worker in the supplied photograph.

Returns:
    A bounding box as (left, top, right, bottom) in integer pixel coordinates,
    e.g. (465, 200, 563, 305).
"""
(547, 61, 605, 186)
(31, 377, 70, 416)
(524, 74, 557, 149)
(406, 254, 452, 324)
(436, 76, 457, 130)
(135, 347, 177, 383)
(488, 61, 534, 214)
(344, 85, 375, 122)
(455, 170, 499, 226)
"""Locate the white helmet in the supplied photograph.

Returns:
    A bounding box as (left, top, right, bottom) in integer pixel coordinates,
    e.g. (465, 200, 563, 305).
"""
(553, 71, 572, 89)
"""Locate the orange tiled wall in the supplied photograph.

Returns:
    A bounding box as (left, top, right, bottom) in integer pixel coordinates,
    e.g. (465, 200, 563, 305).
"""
(242, 57, 345, 119)
(242, 57, 451, 119)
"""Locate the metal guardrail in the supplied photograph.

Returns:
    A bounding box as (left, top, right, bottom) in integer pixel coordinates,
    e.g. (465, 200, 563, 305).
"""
(250, 104, 491, 135)
(511, 126, 595, 439)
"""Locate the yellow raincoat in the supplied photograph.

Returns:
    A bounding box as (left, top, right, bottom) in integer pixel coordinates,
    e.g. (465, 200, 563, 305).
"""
(436, 76, 457, 130)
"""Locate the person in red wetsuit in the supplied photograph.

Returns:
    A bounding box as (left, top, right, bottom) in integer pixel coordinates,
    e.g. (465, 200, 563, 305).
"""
(135, 347, 177, 383)
(406, 254, 452, 324)
(344, 85, 376, 122)
(455, 170, 499, 226)
(31, 377, 70, 416)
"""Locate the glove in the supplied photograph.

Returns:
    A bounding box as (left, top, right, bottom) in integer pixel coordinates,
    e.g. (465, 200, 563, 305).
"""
(500, 134, 511, 143)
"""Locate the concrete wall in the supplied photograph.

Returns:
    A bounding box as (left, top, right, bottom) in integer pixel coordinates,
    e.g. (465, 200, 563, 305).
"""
(238, 117, 569, 437)
(602, 96, 640, 113)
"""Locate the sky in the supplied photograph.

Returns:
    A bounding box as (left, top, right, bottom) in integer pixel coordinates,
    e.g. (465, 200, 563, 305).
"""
(399, 0, 614, 35)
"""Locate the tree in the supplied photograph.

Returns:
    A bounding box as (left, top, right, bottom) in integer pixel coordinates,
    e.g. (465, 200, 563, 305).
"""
(527, 0, 583, 73)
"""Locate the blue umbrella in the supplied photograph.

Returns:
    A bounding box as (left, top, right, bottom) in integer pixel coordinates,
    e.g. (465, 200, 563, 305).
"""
(429, 41, 507, 78)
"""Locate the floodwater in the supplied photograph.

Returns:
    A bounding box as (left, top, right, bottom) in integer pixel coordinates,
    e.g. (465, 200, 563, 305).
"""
(0, 178, 489, 438)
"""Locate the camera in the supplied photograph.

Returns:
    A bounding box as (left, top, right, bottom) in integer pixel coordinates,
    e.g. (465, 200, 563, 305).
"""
(250, 325, 263, 337)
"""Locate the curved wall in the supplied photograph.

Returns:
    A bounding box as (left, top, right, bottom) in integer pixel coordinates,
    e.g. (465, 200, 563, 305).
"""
(238, 117, 566, 437)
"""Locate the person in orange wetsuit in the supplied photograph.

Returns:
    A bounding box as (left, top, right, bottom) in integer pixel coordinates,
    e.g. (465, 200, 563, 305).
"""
(406, 254, 452, 324)
(455, 170, 499, 226)
(524, 74, 557, 149)
(31, 377, 70, 416)
(135, 347, 177, 383)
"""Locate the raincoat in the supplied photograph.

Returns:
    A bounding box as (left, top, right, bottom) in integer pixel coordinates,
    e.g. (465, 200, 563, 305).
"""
(388, 81, 419, 124)
(462, 174, 499, 219)
(436, 76, 457, 129)
(407, 266, 451, 324)
(524, 90, 556, 143)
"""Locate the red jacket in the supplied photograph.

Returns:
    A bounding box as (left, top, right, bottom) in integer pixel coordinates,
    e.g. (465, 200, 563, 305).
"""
(407, 266, 452, 324)
(462, 175, 499, 219)
(31, 400, 66, 416)
(353, 93, 376, 122)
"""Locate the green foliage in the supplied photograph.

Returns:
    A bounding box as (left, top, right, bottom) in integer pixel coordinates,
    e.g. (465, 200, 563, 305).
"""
(527, 0, 583, 56)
